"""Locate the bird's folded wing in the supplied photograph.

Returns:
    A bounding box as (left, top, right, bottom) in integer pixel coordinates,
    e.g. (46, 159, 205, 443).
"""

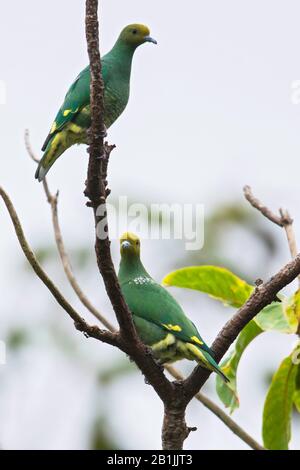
(42, 63, 110, 151)
(125, 281, 212, 354)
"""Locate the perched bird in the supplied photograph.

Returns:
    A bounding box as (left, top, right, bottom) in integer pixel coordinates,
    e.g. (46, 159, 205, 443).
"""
(36, 24, 157, 181)
(118, 233, 229, 382)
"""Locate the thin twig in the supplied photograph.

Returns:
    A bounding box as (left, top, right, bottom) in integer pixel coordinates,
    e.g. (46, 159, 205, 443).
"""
(279, 208, 299, 261)
(50, 193, 116, 331)
(25, 130, 115, 331)
(243, 185, 300, 286)
(0, 186, 118, 347)
(243, 185, 283, 227)
(24, 129, 39, 163)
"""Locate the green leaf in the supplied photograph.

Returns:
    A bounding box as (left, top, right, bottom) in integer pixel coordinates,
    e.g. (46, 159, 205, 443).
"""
(262, 354, 298, 450)
(163, 265, 298, 334)
(283, 290, 300, 333)
(255, 300, 297, 334)
(216, 320, 263, 413)
(293, 350, 300, 413)
(162, 266, 253, 308)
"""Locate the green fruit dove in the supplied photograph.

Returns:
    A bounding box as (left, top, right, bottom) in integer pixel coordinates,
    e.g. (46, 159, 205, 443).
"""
(118, 233, 229, 382)
(36, 24, 157, 181)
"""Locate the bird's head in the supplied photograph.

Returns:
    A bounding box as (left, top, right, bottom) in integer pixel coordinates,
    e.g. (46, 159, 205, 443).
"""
(118, 24, 157, 48)
(120, 232, 141, 257)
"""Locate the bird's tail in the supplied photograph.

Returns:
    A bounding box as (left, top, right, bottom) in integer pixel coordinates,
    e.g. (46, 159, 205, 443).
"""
(186, 343, 229, 383)
(35, 133, 67, 182)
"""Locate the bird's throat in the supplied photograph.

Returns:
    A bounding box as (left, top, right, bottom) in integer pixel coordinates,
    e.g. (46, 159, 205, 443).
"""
(118, 256, 148, 285)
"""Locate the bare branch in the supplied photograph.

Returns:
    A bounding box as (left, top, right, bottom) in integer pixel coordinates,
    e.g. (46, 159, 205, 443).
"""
(0, 186, 118, 348)
(84, 0, 137, 342)
(279, 208, 299, 262)
(50, 193, 116, 331)
(25, 129, 116, 331)
(244, 185, 300, 286)
(25, 129, 39, 163)
(84, 0, 173, 405)
(183, 251, 300, 401)
(243, 185, 283, 227)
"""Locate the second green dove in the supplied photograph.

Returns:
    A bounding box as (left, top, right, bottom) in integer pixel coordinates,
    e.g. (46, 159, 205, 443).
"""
(36, 24, 157, 181)
(118, 232, 229, 383)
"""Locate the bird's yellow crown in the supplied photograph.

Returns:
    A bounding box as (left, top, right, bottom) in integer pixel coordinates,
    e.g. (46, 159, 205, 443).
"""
(120, 232, 141, 256)
(118, 24, 157, 47)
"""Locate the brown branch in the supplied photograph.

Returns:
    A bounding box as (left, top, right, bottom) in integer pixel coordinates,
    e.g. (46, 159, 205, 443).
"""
(84, 0, 137, 342)
(162, 406, 195, 450)
(165, 365, 264, 450)
(243, 185, 300, 286)
(183, 251, 300, 402)
(50, 192, 116, 331)
(0, 186, 118, 348)
(84, 0, 173, 407)
(243, 185, 284, 227)
(25, 130, 116, 331)
(279, 208, 299, 261)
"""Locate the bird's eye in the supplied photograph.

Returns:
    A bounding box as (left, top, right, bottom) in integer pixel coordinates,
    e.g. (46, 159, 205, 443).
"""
(132, 29, 138, 35)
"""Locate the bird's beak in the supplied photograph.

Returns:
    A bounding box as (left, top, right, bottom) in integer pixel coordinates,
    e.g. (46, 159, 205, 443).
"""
(121, 240, 131, 250)
(144, 36, 157, 45)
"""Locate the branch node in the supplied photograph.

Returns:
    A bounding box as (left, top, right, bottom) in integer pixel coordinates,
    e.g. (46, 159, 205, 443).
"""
(187, 426, 197, 435)
(279, 208, 293, 226)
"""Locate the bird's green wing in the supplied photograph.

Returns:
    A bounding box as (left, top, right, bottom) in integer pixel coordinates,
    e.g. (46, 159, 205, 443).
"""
(121, 278, 212, 354)
(42, 66, 90, 150)
(42, 61, 110, 151)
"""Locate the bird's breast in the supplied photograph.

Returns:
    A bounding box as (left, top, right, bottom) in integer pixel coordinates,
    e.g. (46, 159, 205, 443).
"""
(104, 83, 129, 128)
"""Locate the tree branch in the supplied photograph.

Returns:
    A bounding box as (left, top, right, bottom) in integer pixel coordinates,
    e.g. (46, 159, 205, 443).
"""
(25, 130, 115, 330)
(183, 250, 300, 401)
(0, 186, 118, 347)
(244, 185, 300, 286)
(243, 185, 284, 227)
(165, 365, 264, 450)
(84, 0, 139, 342)
(84, 0, 173, 406)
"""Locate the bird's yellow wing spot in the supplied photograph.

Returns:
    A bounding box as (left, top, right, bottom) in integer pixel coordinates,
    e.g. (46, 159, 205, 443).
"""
(186, 343, 211, 369)
(50, 122, 57, 134)
(191, 335, 203, 345)
(68, 123, 83, 135)
(63, 107, 79, 117)
(152, 333, 176, 352)
(162, 324, 182, 332)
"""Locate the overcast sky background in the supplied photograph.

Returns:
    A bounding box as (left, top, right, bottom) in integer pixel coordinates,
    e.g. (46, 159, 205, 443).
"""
(1, 0, 300, 449)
